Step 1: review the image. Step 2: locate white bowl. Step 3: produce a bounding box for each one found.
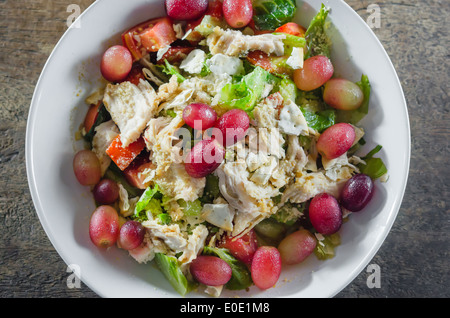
[26,0,410,298]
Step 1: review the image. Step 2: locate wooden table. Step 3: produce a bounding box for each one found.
[1,0,448,298]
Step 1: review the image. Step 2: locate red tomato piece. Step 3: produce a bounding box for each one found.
[123,64,146,85]
[123,153,155,189]
[84,101,101,133]
[275,22,306,37]
[121,17,177,61]
[106,135,146,171]
[140,18,177,53]
[219,229,258,265]
[156,46,195,64]
[247,51,290,74]
[184,0,223,43]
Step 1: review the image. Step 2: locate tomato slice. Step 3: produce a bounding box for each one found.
[123,153,155,189]
[219,229,258,265]
[275,22,306,37]
[185,0,223,43]
[106,135,146,171]
[122,17,177,61]
[156,47,195,65]
[84,101,101,132]
[247,51,290,74]
[123,64,146,85]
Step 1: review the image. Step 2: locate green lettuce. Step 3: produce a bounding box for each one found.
[271,202,305,226]
[277,33,307,56]
[162,59,186,83]
[305,4,332,59]
[273,76,298,102]
[253,0,297,30]
[156,213,172,225]
[199,174,220,204]
[134,185,161,216]
[301,108,336,133]
[358,145,388,180]
[220,66,272,112]
[314,233,341,260]
[154,253,194,296]
[178,199,203,217]
[203,246,253,290]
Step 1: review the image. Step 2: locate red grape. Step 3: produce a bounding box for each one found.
[185,139,225,178]
[308,193,342,235]
[323,78,364,110]
[183,103,217,131]
[118,220,146,250]
[293,55,334,91]
[251,246,282,290]
[100,45,133,83]
[316,123,356,160]
[278,229,317,265]
[190,255,232,286]
[73,149,101,186]
[213,109,249,147]
[89,205,120,248]
[340,174,374,212]
[223,0,253,29]
[165,0,208,21]
[93,179,120,205]
[219,229,258,265]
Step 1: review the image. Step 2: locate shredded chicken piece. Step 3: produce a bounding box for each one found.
[207,27,286,57]
[103,79,158,147]
[215,159,278,236]
[142,219,187,252]
[153,163,206,202]
[144,113,184,174]
[91,120,119,175]
[281,170,349,204]
[178,224,208,269]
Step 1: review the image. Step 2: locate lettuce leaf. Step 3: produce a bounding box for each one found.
[253,0,297,30]
[220,66,272,112]
[178,199,203,217]
[358,145,388,179]
[278,33,306,56]
[305,4,332,59]
[301,108,336,133]
[134,184,160,216]
[162,59,186,83]
[154,253,194,296]
[272,76,298,102]
[203,246,253,290]
[314,233,341,260]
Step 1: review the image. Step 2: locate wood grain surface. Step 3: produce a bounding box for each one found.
[0,0,448,298]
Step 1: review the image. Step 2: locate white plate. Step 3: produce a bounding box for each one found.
[26,0,410,298]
